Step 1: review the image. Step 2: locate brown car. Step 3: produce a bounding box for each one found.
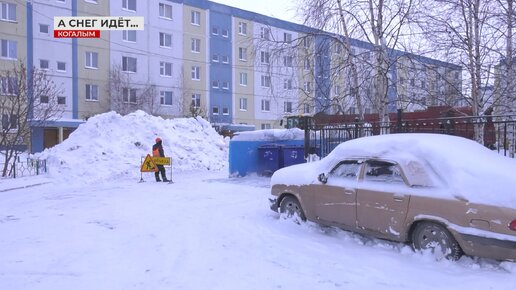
[269,134,516,261]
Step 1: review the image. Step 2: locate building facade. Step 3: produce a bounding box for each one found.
[1,0,463,152]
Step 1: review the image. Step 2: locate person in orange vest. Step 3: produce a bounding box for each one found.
[152,137,169,182]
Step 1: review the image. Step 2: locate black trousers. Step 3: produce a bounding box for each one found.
[155,165,167,181]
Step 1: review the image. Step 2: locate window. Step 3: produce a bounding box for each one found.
[123,30,136,42]
[334,43,342,54]
[238,47,247,61]
[159,32,172,48]
[39,59,49,70]
[191,93,200,108]
[212,106,219,115]
[2,114,17,130]
[40,95,49,104]
[261,99,270,111]
[283,79,292,90]
[260,75,271,87]
[122,56,137,72]
[212,54,219,62]
[160,61,172,77]
[212,80,219,88]
[260,27,270,40]
[334,85,341,95]
[1,2,16,22]
[57,61,66,72]
[85,51,98,68]
[239,97,247,111]
[260,51,270,64]
[212,27,219,35]
[221,81,229,90]
[39,24,49,34]
[239,73,247,86]
[57,96,66,105]
[222,107,229,115]
[123,87,137,104]
[160,91,173,105]
[283,56,293,67]
[365,108,371,114]
[303,37,310,48]
[238,22,247,35]
[349,107,356,114]
[85,84,98,101]
[364,160,404,183]
[304,59,310,70]
[304,81,311,92]
[221,29,228,38]
[283,32,292,43]
[1,39,16,59]
[159,3,173,19]
[303,103,310,114]
[191,38,200,53]
[261,123,271,129]
[191,66,200,80]
[191,10,200,25]
[0,77,17,95]
[122,0,136,11]
[330,160,361,179]
[284,101,292,113]
[221,55,229,63]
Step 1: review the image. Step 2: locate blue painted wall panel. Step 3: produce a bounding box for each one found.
[209,10,232,124]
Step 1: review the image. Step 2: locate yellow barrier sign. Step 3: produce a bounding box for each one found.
[153,157,171,165]
[140,154,158,172]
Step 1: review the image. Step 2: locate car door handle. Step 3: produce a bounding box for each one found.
[393,195,404,202]
[344,190,355,195]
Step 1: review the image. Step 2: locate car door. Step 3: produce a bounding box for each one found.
[314,160,361,227]
[356,160,410,239]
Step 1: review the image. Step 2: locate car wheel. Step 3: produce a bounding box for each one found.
[279,196,306,222]
[412,221,462,260]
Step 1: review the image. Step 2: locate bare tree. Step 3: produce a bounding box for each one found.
[108,65,159,116]
[0,62,64,177]
[296,0,414,130]
[414,0,501,143]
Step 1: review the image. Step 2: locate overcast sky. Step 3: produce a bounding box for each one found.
[210,0,300,24]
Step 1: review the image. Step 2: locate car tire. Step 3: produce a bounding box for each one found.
[411,221,462,261]
[279,196,306,222]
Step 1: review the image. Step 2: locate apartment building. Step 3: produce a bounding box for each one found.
[1,0,26,143]
[1,0,463,152]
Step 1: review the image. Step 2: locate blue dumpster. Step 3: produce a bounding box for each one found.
[283,145,305,167]
[257,144,283,176]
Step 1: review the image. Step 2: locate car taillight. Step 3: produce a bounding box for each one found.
[509,220,516,231]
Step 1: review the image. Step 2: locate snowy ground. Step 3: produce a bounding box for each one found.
[0,172,515,290]
[1,111,515,289]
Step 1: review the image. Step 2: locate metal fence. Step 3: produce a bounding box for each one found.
[307,115,516,159]
[0,157,48,178]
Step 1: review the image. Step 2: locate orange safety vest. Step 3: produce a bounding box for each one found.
[152,147,160,157]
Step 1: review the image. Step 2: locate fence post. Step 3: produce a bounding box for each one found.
[304,126,310,159]
[354,117,359,138]
[504,121,508,157]
[397,109,403,133]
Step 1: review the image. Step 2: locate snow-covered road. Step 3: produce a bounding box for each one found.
[0,171,514,290]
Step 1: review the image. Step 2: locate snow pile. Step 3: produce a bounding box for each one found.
[232,128,304,141]
[36,110,228,183]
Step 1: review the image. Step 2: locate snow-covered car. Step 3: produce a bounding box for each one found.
[269,134,516,261]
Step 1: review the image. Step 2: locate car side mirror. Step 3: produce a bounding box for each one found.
[318,173,328,184]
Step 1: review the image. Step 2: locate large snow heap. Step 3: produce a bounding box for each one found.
[36,110,228,182]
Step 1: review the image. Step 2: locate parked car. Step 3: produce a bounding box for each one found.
[269,134,516,261]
